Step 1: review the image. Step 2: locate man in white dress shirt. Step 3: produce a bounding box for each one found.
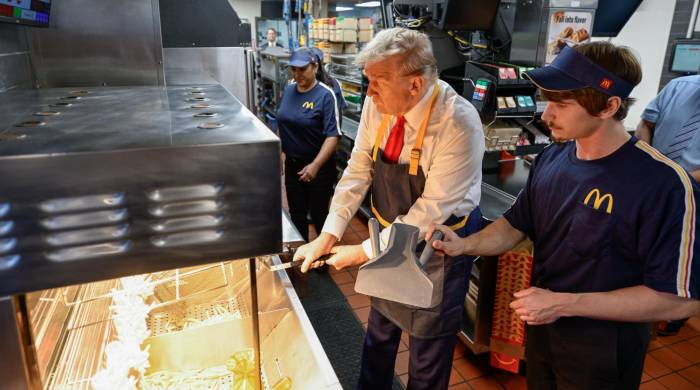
[294,27,485,390]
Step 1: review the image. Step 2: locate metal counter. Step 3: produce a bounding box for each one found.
[480,159,531,220]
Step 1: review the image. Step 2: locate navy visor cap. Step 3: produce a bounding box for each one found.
[289,49,317,67]
[523,46,635,99]
[311,47,324,63]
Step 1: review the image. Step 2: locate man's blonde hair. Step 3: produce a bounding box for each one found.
[355,27,438,82]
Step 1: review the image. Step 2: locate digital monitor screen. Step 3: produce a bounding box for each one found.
[437,0,501,31]
[0,0,51,27]
[671,41,700,74]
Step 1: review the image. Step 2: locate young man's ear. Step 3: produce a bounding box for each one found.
[599,96,622,119]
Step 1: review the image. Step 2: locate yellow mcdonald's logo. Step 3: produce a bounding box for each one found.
[302,101,314,109]
[583,188,614,214]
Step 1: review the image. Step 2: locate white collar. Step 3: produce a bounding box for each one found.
[402,82,437,129]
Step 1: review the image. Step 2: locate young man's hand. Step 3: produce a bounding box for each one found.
[510,287,575,325]
[425,224,465,257]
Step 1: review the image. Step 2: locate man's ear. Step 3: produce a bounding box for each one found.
[599,96,622,119]
[410,75,425,96]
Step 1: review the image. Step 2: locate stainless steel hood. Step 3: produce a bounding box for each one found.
[0,84,282,295]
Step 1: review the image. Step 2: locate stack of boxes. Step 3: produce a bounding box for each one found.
[309,17,375,57]
[310,17,374,43]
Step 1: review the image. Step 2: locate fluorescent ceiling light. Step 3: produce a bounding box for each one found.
[356,1,381,7]
[336,6,354,11]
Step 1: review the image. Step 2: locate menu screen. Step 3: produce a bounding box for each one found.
[0,0,51,27]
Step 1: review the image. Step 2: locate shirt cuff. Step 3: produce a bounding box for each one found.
[640,110,658,123]
[321,213,350,241]
[362,238,373,258]
[361,225,392,258]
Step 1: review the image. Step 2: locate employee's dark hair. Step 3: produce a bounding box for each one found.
[308,49,335,87]
[541,41,642,121]
[315,61,334,87]
[267,28,276,34]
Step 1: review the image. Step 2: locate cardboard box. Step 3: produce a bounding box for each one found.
[358,18,372,30]
[330,43,345,54]
[336,17,357,30]
[358,29,373,43]
[343,43,358,54]
[341,29,357,43]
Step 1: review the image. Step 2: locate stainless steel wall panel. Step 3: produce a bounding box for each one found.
[28,0,165,87]
[0,52,32,92]
[0,24,33,91]
[164,47,252,108]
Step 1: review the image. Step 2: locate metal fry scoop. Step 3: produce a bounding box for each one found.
[354,219,443,308]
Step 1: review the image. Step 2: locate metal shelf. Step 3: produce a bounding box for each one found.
[332,75,362,86]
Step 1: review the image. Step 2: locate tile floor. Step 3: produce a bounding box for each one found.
[306,216,700,390]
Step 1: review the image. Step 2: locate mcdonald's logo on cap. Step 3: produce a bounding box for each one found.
[302,101,314,109]
[584,188,614,214]
[600,78,613,90]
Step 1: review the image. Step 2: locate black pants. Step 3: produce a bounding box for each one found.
[526,318,649,390]
[284,156,336,242]
[356,308,457,390]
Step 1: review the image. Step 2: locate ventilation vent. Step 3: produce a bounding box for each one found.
[39,193,131,262]
[147,183,226,248]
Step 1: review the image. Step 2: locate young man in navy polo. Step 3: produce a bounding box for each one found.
[429,42,700,388]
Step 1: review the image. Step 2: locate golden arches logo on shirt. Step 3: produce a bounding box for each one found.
[583,188,614,214]
[302,101,314,109]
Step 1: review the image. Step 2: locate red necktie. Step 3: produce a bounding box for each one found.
[383,116,406,164]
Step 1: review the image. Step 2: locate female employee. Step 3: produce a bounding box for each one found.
[277,48,341,241]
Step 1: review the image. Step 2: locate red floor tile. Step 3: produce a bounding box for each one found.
[453,341,469,360]
[679,325,700,340]
[639,380,670,390]
[468,376,505,390]
[338,282,356,297]
[687,316,700,332]
[689,335,700,350]
[644,354,673,378]
[453,358,485,380]
[658,332,687,346]
[670,341,700,365]
[401,331,409,346]
[399,374,408,387]
[395,350,410,375]
[330,270,354,284]
[398,339,408,352]
[649,338,666,351]
[449,368,464,386]
[679,365,700,385]
[656,373,699,390]
[641,371,653,383]
[449,383,471,389]
[346,293,371,309]
[354,306,371,323]
[650,346,693,371]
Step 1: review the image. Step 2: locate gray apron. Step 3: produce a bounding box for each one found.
[368,85,475,338]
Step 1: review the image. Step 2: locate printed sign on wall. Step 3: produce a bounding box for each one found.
[546,10,593,64]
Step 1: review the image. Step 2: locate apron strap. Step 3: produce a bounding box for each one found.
[409,82,441,176]
[372,115,391,162]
